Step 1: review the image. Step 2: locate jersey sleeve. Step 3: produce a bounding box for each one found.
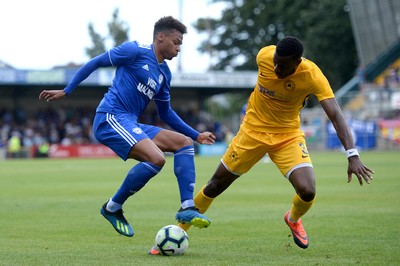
[108,41,139,66]
[63,52,112,95]
[309,64,335,101]
[155,99,199,140]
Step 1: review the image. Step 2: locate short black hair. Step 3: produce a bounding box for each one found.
[153,16,187,40]
[276,36,304,59]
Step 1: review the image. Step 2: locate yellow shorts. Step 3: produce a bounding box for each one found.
[221,125,313,178]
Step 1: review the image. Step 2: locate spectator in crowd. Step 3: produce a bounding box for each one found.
[7,131,21,158]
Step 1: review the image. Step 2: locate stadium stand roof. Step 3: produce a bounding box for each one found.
[0,67,257,96]
[336,0,400,104]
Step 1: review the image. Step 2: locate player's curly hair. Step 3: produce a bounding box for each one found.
[153,16,187,40]
[276,36,304,59]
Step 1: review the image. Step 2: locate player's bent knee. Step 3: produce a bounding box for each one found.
[299,189,315,202]
[183,136,194,146]
[150,156,166,168]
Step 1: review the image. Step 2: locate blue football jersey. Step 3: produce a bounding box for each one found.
[96,41,171,117]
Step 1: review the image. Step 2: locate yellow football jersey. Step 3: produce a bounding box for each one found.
[243,45,334,133]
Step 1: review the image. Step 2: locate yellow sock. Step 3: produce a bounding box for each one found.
[289,194,314,222]
[177,222,192,232]
[194,186,214,214]
[177,186,214,232]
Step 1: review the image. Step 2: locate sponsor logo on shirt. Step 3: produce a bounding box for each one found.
[137,77,157,100]
[258,83,290,101]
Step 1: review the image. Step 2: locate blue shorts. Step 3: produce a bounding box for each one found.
[93,112,162,160]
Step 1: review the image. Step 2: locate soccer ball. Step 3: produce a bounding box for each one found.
[155,225,189,256]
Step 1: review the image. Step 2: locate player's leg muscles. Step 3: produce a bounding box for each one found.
[203,162,240,198]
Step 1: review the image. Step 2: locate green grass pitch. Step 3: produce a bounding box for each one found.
[0,151,399,265]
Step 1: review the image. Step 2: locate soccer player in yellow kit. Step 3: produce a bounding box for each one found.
[178,36,374,249]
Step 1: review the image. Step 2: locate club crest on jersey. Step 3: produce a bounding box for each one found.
[284,80,295,92]
[159,74,163,84]
[132,127,143,134]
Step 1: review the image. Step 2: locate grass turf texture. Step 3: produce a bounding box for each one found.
[0,151,398,265]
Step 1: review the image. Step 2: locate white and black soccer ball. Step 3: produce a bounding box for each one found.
[155,225,189,256]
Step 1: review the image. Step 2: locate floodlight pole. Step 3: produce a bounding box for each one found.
[177,0,183,73]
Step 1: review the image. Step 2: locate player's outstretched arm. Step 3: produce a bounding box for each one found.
[320,98,374,186]
[38,90,66,102]
[38,53,112,102]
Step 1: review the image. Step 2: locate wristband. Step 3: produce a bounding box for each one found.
[346,148,359,158]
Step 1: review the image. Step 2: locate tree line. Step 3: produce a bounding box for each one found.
[87,0,358,107]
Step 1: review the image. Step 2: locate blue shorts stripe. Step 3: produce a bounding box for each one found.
[106,113,137,146]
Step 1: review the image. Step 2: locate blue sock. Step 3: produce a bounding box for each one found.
[112,162,161,205]
[174,145,196,205]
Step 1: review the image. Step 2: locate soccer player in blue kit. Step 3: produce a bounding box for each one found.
[39,16,216,237]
